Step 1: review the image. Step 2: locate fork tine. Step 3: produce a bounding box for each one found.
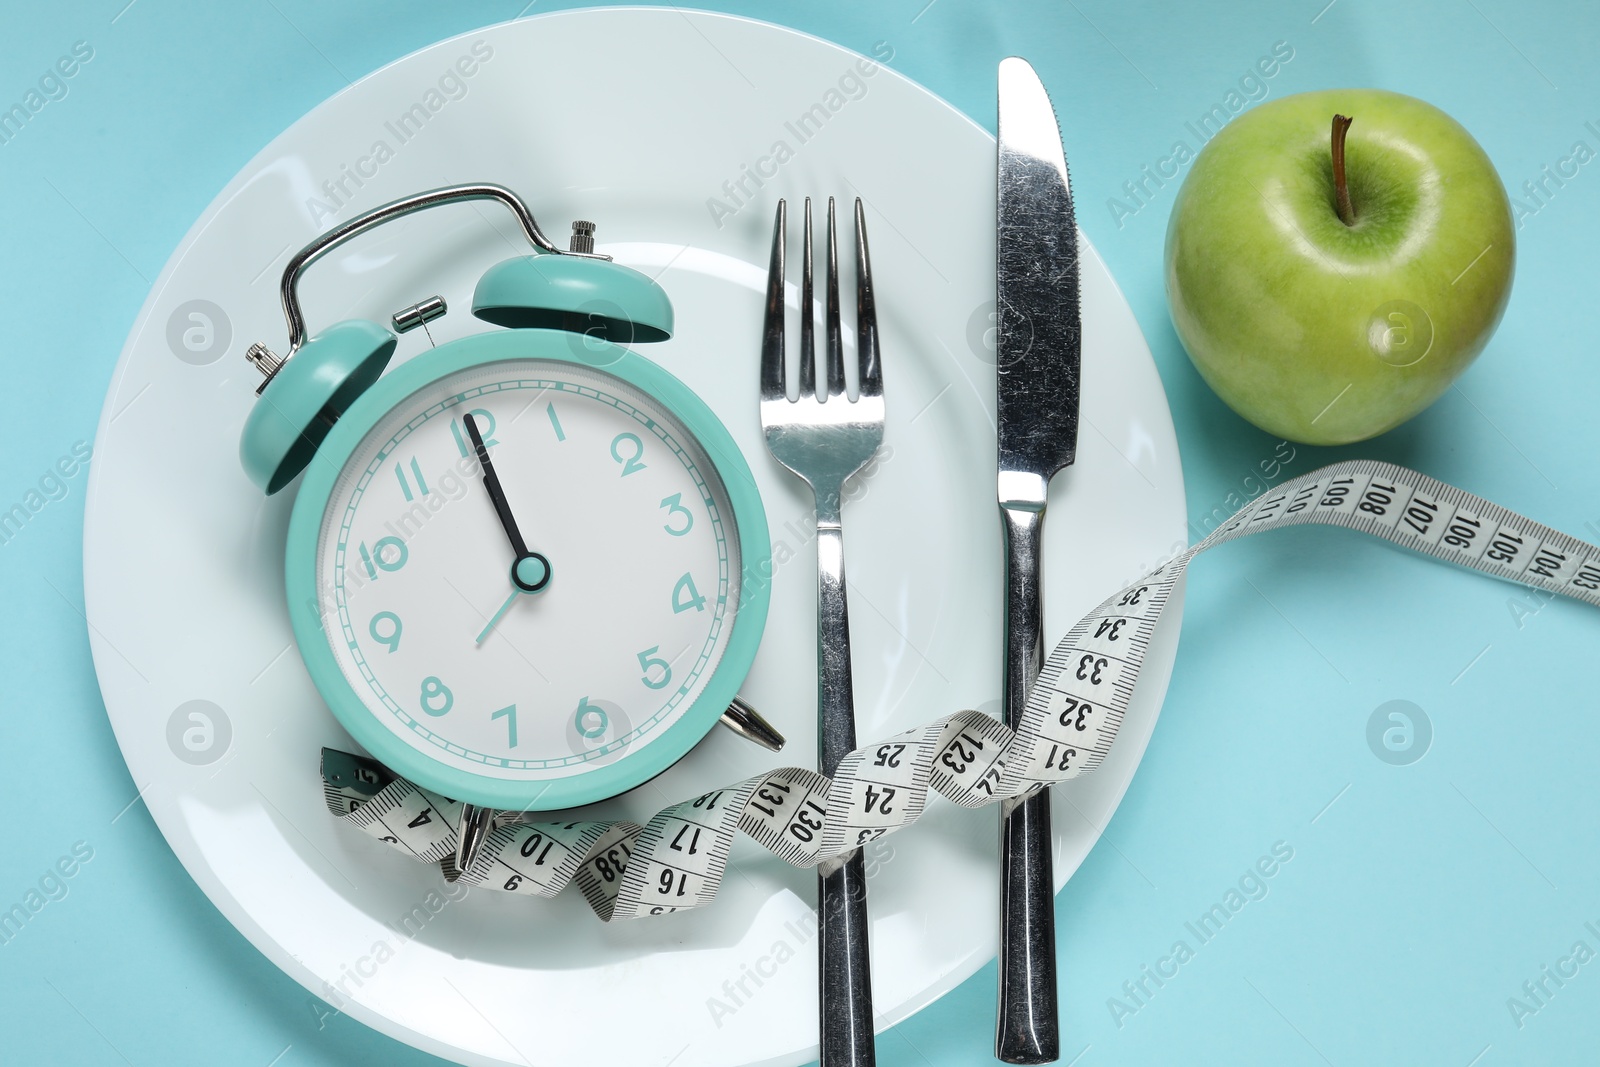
[854,198,881,399]
[800,198,817,401]
[760,199,787,402]
[824,197,846,398]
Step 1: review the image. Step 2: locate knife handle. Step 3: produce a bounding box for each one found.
[997,504,1059,1064]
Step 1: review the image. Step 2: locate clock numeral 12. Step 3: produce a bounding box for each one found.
[450,408,498,457]
[491,704,517,748]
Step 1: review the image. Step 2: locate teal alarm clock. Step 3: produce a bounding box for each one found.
[237,184,776,833]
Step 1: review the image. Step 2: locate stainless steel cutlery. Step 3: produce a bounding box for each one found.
[995,56,1082,1064]
[762,195,883,1067]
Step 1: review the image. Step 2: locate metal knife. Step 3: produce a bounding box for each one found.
[994,55,1080,1065]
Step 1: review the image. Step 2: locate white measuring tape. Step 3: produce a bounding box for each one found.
[322,459,1600,920]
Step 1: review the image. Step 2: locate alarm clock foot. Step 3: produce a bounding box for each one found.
[720,696,785,752]
[455,803,494,874]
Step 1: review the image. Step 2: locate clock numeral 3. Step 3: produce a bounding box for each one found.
[637,647,673,690]
[369,611,402,653]
[491,703,517,748]
[671,572,707,614]
[394,456,429,501]
[420,676,453,717]
[450,408,498,457]
[611,432,646,477]
[659,493,694,536]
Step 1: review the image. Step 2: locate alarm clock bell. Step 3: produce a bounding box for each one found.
[238,183,673,495]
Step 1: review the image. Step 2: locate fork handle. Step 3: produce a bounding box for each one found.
[815,516,875,1067]
[997,504,1059,1063]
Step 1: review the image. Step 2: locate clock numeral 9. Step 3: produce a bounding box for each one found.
[611,432,646,477]
[368,611,402,653]
[358,536,408,578]
[637,647,673,690]
[420,676,453,717]
[450,408,498,457]
[574,697,608,739]
[659,493,694,536]
[672,572,707,614]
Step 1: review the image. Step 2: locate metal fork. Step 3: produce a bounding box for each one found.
[762,196,883,1067]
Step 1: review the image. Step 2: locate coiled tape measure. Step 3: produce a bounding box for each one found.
[322,459,1600,920]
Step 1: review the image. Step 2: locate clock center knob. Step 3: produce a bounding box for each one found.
[512,552,552,594]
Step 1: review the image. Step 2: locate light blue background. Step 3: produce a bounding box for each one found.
[3,1,1596,1064]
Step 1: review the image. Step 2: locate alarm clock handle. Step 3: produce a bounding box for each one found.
[273,183,605,354]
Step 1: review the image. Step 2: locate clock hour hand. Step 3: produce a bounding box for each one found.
[464,413,551,593]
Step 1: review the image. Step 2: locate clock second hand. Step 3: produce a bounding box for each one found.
[475,588,522,646]
[476,556,552,647]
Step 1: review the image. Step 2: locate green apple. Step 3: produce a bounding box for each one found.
[1165,89,1515,445]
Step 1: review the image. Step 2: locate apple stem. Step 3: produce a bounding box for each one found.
[1331,114,1356,226]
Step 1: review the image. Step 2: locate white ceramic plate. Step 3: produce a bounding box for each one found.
[84,10,1186,1066]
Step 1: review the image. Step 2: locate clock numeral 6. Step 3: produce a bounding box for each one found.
[358,536,408,578]
[369,611,402,653]
[574,697,608,739]
[672,572,707,614]
[637,647,673,690]
[611,432,646,477]
[420,676,453,716]
[659,493,694,536]
[450,408,499,457]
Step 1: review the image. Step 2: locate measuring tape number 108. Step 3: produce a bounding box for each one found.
[321,459,1600,920]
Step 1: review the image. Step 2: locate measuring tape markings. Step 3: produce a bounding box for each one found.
[321,460,1600,921]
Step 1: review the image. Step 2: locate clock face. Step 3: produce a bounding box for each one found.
[299,344,759,809]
